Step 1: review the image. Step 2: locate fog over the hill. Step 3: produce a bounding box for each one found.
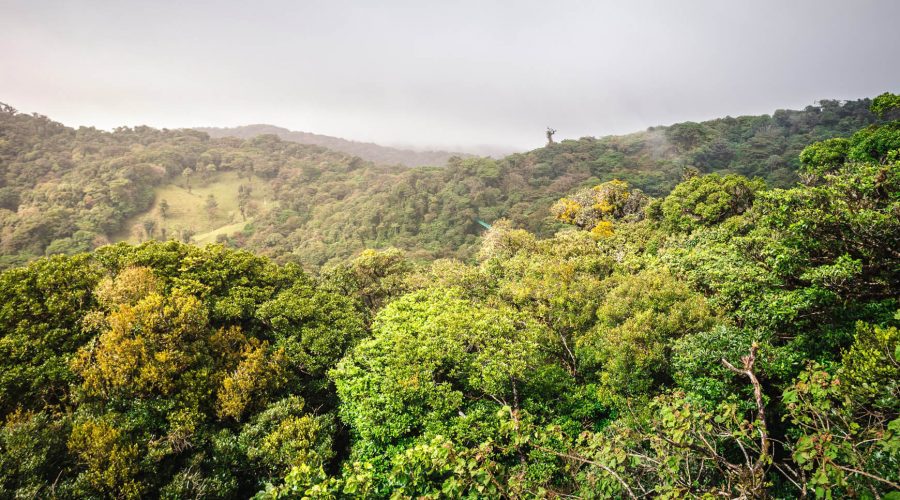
[2,0,899,152]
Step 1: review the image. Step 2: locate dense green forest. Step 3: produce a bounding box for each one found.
[0,94,897,498]
[0,97,885,270]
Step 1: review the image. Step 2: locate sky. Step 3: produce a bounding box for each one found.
[2,0,899,153]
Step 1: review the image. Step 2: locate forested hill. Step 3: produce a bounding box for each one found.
[0,97,885,269]
[224,97,886,265]
[1,93,897,498]
[195,124,475,167]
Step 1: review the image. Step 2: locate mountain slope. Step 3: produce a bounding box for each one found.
[240,97,884,266]
[196,124,474,167]
[0,97,885,269]
[0,103,368,268]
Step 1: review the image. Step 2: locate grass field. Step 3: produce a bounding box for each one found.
[113,171,274,244]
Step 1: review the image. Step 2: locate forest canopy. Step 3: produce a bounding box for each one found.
[0,97,887,270]
[0,93,898,498]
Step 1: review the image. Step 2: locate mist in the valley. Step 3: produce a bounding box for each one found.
[2,0,899,153]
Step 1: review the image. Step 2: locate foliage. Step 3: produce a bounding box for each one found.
[0,242,363,497]
[551,180,649,236]
[0,93,898,498]
[578,268,716,402]
[0,254,102,415]
[783,322,900,497]
[659,174,765,231]
[0,97,884,269]
[331,289,547,446]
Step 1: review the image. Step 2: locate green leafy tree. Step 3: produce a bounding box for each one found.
[256,282,366,377]
[783,322,900,497]
[158,198,170,219]
[321,248,413,318]
[0,255,101,415]
[578,267,716,402]
[659,173,765,231]
[551,180,650,237]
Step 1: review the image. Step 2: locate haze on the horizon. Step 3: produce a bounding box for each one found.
[2,0,899,153]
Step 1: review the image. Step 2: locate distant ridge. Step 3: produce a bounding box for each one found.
[195,124,472,167]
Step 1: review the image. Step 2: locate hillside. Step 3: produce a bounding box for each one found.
[239,97,885,266]
[0,97,885,269]
[196,124,475,167]
[1,93,897,498]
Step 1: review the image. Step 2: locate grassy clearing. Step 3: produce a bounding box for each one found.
[192,218,255,245]
[113,171,274,244]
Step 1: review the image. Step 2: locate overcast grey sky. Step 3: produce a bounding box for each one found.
[2,0,899,152]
